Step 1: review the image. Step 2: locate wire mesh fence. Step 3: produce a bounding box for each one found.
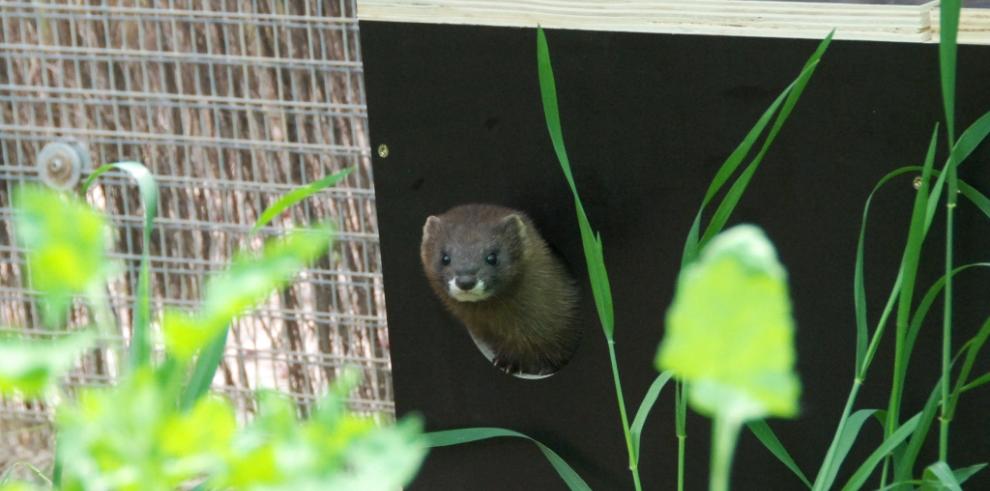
[0,0,390,473]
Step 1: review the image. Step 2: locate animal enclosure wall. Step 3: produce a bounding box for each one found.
[361,6,990,490]
[0,0,389,472]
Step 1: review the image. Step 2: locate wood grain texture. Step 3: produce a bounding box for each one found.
[358,0,990,44]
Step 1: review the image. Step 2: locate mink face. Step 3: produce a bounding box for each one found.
[420,207,526,303]
[421,204,580,377]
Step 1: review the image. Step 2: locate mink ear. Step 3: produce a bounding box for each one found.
[423,215,443,242]
[498,214,528,243]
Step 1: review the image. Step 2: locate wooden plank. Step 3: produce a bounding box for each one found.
[358,0,990,44]
[932,7,990,44]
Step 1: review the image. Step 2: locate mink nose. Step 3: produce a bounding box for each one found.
[455,275,477,290]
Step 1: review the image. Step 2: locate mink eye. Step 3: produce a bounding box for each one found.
[485,252,498,266]
[441,253,451,266]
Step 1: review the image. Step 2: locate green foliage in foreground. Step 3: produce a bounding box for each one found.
[0,174,425,490]
[658,225,799,491]
[659,224,799,422]
[53,369,424,491]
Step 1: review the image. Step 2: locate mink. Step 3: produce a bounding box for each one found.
[420,204,580,376]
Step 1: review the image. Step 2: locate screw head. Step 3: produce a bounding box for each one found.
[377,144,390,159]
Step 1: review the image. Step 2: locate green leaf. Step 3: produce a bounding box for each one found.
[180,328,229,411]
[0,483,45,491]
[903,263,990,387]
[960,372,990,392]
[698,33,832,249]
[950,463,987,484]
[537,27,614,338]
[840,412,921,491]
[923,461,962,491]
[82,162,160,368]
[940,0,961,142]
[747,420,812,488]
[13,186,108,327]
[887,127,939,434]
[947,316,990,419]
[851,166,922,373]
[253,168,353,232]
[0,332,94,396]
[658,225,799,420]
[57,366,425,490]
[426,427,590,491]
[630,371,673,461]
[164,225,333,361]
[950,110,990,166]
[813,409,877,491]
[895,372,945,483]
[57,369,226,491]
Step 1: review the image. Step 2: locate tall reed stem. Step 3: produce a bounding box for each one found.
[607,339,642,491]
[676,381,687,491]
[941,164,957,461]
[710,415,741,491]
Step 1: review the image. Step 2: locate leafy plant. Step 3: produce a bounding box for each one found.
[0,166,426,490]
[429,2,990,490]
[538,26,830,491]
[421,24,831,491]
[657,225,799,491]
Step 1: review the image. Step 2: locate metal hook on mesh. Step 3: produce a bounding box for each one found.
[36,139,91,190]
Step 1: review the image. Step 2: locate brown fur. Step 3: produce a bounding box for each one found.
[420,204,580,375]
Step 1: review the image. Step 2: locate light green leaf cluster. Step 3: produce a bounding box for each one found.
[658,224,799,421]
[0,332,94,397]
[12,186,107,326]
[164,225,334,360]
[0,483,45,491]
[54,369,425,491]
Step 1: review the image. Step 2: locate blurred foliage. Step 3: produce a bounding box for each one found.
[12,186,108,327]
[658,224,800,421]
[54,369,425,491]
[164,226,334,361]
[0,332,94,398]
[0,179,426,490]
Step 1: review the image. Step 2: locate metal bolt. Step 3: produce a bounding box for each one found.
[377,144,389,159]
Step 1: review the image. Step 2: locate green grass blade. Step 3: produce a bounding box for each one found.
[947,316,990,419]
[960,372,990,393]
[840,412,921,491]
[747,420,812,488]
[698,32,832,248]
[894,370,945,482]
[952,463,987,484]
[537,27,614,338]
[252,168,353,232]
[698,31,835,248]
[682,31,833,265]
[924,461,962,491]
[903,263,990,374]
[959,179,990,218]
[426,427,591,491]
[950,110,990,164]
[179,329,229,410]
[852,166,918,373]
[176,225,334,408]
[83,162,159,369]
[940,0,961,142]
[630,371,673,461]
[886,128,938,433]
[813,408,877,491]
[680,88,788,266]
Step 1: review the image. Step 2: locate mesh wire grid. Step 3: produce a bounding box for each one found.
[0,0,391,472]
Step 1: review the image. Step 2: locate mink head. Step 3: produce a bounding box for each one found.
[420,205,529,303]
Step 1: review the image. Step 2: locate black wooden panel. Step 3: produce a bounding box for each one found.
[361,21,990,490]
